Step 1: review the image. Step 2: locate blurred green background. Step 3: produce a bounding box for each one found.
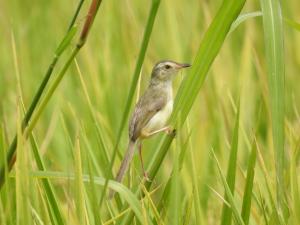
[0,0,299,224]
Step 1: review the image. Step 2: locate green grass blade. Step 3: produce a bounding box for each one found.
[229,11,262,34]
[171,0,246,125]
[156,130,192,221]
[284,18,300,31]
[74,137,86,225]
[141,185,164,225]
[25,48,79,135]
[256,142,283,224]
[182,194,193,225]
[290,142,300,224]
[29,135,65,225]
[220,102,240,225]
[86,158,102,223]
[67,0,85,31]
[55,25,78,57]
[168,139,180,225]
[212,151,245,225]
[75,60,111,172]
[260,0,285,212]
[16,108,32,225]
[241,139,257,225]
[30,171,146,224]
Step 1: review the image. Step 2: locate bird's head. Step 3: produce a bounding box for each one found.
[151,60,191,82]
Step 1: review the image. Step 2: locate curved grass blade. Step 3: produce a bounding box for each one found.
[284,18,300,32]
[170,0,246,125]
[212,151,245,225]
[29,135,65,225]
[256,141,284,224]
[75,60,111,174]
[87,160,102,224]
[67,0,85,31]
[259,0,285,213]
[229,11,262,34]
[241,139,257,225]
[290,142,300,224]
[74,138,86,225]
[141,185,164,225]
[29,171,146,224]
[182,194,193,225]
[220,102,240,225]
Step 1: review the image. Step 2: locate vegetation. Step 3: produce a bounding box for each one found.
[0,0,299,224]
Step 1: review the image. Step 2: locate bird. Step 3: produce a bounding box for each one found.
[109,60,191,198]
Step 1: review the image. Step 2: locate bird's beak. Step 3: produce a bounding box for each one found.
[176,63,191,69]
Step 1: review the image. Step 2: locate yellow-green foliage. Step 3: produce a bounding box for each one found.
[0,0,299,224]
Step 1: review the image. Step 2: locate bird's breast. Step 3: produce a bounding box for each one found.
[143,99,173,134]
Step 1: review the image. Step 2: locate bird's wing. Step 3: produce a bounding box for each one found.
[129,88,168,141]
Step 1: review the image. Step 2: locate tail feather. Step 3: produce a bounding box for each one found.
[109,140,136,199]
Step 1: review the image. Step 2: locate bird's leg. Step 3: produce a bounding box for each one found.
[138,142,151,181]
[142,126,173,138]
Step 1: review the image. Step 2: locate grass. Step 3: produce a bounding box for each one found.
[220,101,240,225]
[260,0,286,217]
[0,0,300,224]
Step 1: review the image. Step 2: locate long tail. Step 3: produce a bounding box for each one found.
[109,140,136,199]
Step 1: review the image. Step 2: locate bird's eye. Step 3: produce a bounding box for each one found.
[165,65,171,69]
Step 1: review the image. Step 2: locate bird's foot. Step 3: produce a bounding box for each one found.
[143,171,152,182]
[165,126,173,134]
[165,126,176,137]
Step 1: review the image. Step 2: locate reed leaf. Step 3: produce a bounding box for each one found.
[241,139,257,225]
[29,171,146,224]
[29,135,65,225]
[212,151,245,225]
[220,102,240,225]
[260,0,285,212]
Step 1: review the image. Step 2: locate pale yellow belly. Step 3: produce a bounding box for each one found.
[142,100,173,134]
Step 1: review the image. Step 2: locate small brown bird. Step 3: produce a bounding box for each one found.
[109,60,191,198]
